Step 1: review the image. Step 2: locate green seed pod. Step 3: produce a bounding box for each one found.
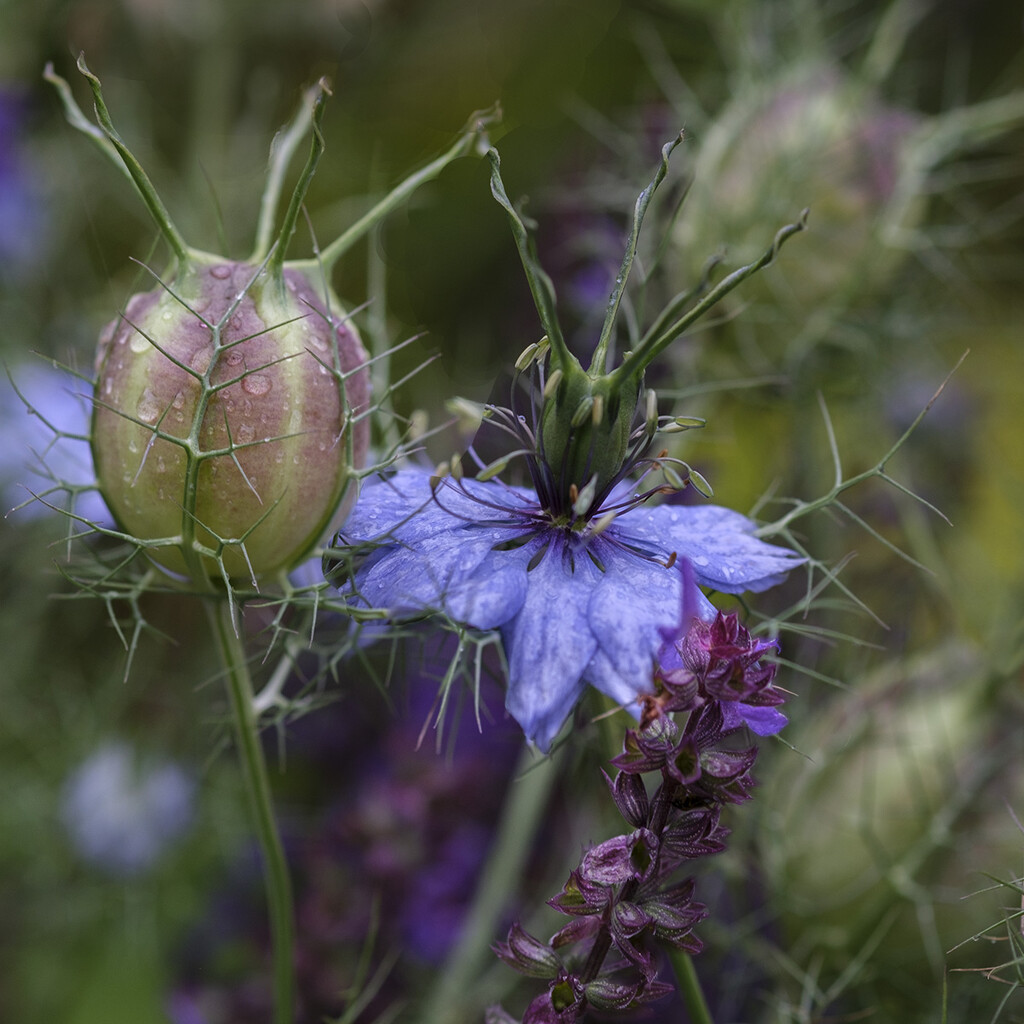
[47,57,496,583]
[92,261,369,579]
[756,641,1021,987]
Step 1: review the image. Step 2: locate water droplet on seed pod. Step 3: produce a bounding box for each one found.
[190,348,212,373]
[242,374,271,396]
[136,388,160,424]
[93,260,370,580]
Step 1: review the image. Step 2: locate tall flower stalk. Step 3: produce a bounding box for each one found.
[488,577,790,1022]
[44,57,496,1024]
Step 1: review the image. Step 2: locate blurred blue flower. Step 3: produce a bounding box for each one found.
[0,88,50,278]
[331,469,803,749]
[60,741,195,876]
[1,361,110,523]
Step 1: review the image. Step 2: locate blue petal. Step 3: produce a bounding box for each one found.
[721,701,788,736]
[615,503,804,594]
[583,541,680,709]
[501,538,600,750]
[341,471,532,629]
[585,550,715,711]
[343,469,529,541]
[443,545,532,629]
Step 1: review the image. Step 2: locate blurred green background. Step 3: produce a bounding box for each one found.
[2,0,1023,1021]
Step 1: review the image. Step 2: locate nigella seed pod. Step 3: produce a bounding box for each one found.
[48,57,496,582]
[92,261,369,579]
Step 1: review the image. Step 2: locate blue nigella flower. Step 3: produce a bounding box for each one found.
[330,468,802,749]
[2,361,111,523]
[327,141,806,749]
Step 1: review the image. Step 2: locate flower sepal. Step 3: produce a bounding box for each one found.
[493,922,564,980]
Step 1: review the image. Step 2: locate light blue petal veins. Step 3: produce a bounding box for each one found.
[583,543,683,709]
[352,518,531,630]
[342,470,536,547]
[502,540,600,750]
[338,470,803,748]
[617,503,804,594]
[341,470,535,627]
[339,469,436,537]
[442,546,531,629]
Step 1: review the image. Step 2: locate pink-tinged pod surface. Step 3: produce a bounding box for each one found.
[92,260,370,580]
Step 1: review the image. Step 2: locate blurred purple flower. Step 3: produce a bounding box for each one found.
[170,636,522,1018]
[1,361,110,523]
[330,468,803,749]
[60,740,195,876]
[0,88,50,277]
[164,991,209,1024]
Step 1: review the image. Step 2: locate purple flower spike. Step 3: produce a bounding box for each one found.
[654,607,789,738]
[329,469,803,749]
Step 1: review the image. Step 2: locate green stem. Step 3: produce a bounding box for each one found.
[43,63,131,183]
[667,948,714,1024]
[415,744,560,1024]
[208,600,295,1024]
[300,104,499,274]
[590,132,683,376]
[611,210,808,388]
[266,79,332,277]
[487,146,571,369]
[252,81,323,263]
[75,54,191,269]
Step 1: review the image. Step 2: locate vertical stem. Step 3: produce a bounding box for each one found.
[252,81,322,263]
[416,744,560,1024]
[666,947,714,1024]
[208,600,295,1024]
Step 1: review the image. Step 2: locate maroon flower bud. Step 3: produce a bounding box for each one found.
[521,978,586,1024]
[492,922,562,980]
[585,976,674,1010]
[579,829,658,888]
[603,768,650,829]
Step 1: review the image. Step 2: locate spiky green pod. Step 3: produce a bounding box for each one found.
[92,260,368,579]
[47,56,496,583]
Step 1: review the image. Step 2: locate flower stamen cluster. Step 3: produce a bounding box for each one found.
[325,143,805,750]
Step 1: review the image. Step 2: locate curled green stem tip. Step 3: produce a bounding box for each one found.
[267,77,332,276]
[72,53,190,267]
